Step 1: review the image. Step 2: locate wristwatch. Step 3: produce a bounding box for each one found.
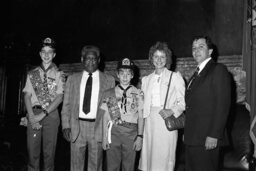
[137,135,143,139]
[43,109,49,116]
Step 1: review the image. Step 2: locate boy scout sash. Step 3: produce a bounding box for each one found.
[29,69,52,110]
[103,88,122,123]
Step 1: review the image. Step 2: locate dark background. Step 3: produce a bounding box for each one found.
[0,0,245,123]
[0,0,244,65]
[0,1,249,170]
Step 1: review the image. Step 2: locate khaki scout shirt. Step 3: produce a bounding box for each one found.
[101,85,143,124]
[23,63,65,108]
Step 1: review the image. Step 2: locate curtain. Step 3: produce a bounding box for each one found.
[244,0,256,157]
[0,64,7,117]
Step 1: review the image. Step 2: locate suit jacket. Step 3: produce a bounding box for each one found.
[142,68,185,118]
[61,71,115,142]
[184,59,231,146]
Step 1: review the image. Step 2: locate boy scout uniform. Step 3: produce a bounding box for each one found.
[23,38,65,171]
[101,58,143,171]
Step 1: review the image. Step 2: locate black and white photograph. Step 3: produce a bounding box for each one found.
[0,0,256,171]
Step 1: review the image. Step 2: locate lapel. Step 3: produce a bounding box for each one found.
[186,59,215,100]
[76,72,83,106]
[97,71,106,108]
[73,72,83,118]
[144,72,154,103]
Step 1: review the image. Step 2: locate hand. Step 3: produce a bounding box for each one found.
[28,114,37,124]
[20,117,28,127]
[31,122,42,130]
[62,128,71,142]
[133,136,143,151]
[205,136,218,150]
[159,109,174,120]
[102,138,110,150]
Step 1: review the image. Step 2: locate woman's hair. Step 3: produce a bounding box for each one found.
[148,41,172,66]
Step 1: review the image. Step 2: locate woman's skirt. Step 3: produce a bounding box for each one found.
[139,107,178,171]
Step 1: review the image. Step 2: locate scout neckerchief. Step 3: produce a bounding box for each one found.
[118,84,132,113]
[40,63,54,93]
[29,63,55,109]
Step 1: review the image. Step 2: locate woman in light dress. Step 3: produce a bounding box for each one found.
[139,42,185,171]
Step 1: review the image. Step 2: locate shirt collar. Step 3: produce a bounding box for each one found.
[39,63,57,73]
[198,58,211,73]
[84,70,99,76]
[154,70,163,77]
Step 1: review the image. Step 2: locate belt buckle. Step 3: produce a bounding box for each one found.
[33,105,42,109]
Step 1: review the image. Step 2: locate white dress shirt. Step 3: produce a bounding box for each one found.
[151,72,162,107]
[79,70,100,119]
[198,57,211,74]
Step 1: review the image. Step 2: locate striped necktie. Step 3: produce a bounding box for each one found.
[187,67,199,89]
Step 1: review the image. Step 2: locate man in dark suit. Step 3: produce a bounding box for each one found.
[61,46,115,171]
[184,36,231,171]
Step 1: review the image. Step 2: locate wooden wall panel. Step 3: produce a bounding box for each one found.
[60,55,245,103]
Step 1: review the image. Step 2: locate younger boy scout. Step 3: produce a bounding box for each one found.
[22,37,65,171]
[101,58,144,171]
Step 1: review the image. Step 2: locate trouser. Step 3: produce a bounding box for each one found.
[27,109,59,171]
[185,145,220,171]
[107,123,138,171]
[70,119,103,171]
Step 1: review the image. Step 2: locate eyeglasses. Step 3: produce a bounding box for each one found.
[82,56,99,62]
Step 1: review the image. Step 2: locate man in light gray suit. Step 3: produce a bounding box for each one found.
[61,45,115,171]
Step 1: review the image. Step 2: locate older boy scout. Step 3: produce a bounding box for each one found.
[101,58,144,171]
[22,37,65,171]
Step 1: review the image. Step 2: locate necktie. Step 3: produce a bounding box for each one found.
[83,73,92,114]
[187,67,199,89]
[118,85,132,113]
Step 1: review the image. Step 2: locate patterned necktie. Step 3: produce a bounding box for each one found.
[118,85,132,113]
[83,73,92,114]
[187,67,199,89]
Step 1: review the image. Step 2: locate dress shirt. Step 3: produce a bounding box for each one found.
[79,70,100,119]
[151,73,162,107]
[198,57,211,74]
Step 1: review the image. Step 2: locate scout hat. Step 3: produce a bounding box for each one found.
[42,37,55,49]
[117,58,135,71]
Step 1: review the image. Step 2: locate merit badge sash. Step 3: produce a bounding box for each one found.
[103,89,122,123]
[29,69,52,109]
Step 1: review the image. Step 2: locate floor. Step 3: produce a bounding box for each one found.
[0,122,250,171]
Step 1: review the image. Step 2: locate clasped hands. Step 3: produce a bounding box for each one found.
[20,112,46,130]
